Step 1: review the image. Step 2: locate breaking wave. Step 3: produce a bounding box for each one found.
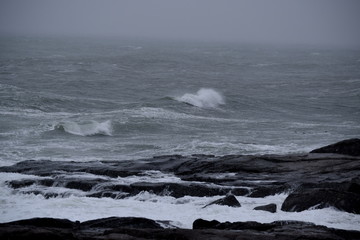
[55,120,113,136]
[175,88,225,108]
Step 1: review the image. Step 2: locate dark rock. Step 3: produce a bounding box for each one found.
[254,203,277,213]
[248,184,290,198]
[81,217,163,229]
[7,178,250,199]
[281,183,360,214]
[194,219,278,231]
[348,182,360,194]
[192,219,360,239]
[1,139,360,211]
[7,179,37,188]
[310,138,360,156]
[203,194,241,208]
[105,227,360,240]
[129,182,248,198]
[87,191,129,199]
[0,218,75,229]
[1,217,360,240]
[192,219,221,229]
[8,178,54,189]
[64,179,105,191]
[1,140,360,239]
[2,147,359,192]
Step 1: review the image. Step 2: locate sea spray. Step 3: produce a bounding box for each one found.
[55,120,113,136]
[175,88,225,108]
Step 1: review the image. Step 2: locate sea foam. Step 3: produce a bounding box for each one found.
[175,88,225,108]
[55,120,113,136]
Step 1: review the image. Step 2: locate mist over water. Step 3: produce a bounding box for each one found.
[1,0,360,47]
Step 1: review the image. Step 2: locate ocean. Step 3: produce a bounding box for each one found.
[1,36,360,230]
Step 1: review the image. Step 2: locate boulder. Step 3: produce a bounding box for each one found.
[310,138,360,156]
[192,219,221,229]
[281,183,360,214]
[203,194,241,208]
[254,203,277,213]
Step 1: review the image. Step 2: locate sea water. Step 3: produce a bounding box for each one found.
[0,36,360,230]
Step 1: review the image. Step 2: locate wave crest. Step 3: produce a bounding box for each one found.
[175,88,225,108]
[55,120,113,136]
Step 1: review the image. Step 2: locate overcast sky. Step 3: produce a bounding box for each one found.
[1,0,360,46]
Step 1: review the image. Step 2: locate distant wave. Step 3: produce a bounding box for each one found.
[175,88,225,108]
[55,120,112,136]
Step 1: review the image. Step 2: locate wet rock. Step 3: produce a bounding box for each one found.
[248,185,290,198]
[203,194,241,208]
[81,217,163,229]
[192,219,360,239]
[65,179,105,191]
[1,139,360,210]
[254,203,277,213]
[194,219,278,230]
[348,182,360,194]
[128,182,248,198]
[7,178,250,199]
[7,179,38,188]
[192,219,221,229]
[310,138,360,156]
[8,178,54,189]
[0,159,144,178]
[281,181,360,214]
[2,217,360,240]
[0,218,75,229]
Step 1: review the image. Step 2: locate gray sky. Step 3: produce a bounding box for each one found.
[1,0,360,46]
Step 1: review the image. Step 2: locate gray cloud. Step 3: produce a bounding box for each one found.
[1,0,359,46]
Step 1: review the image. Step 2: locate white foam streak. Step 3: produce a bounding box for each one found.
[176,88,225,108]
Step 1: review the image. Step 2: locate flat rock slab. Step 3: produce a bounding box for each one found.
[1,153,359,199]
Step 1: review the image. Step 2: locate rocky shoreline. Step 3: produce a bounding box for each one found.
[1,138,359,239]
[1,216,360,240]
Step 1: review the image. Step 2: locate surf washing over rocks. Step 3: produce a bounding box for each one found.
[0,37,360,237]
[1,139,360,238]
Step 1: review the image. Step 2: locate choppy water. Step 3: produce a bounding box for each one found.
[1,36,360,229]
[1,36,359,165]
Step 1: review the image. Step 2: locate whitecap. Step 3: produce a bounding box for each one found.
[175,88,225,108]
[55,120,113,136]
